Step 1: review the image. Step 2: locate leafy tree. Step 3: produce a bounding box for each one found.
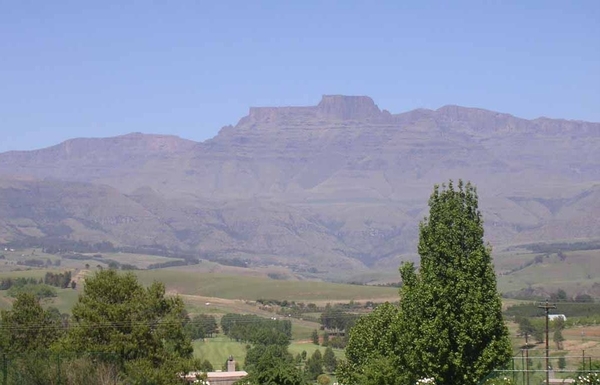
[352,356,405,385]
[60,269,194,383]
[7,283,57,299]
[186,314,218,340]
[551,289,568,302]
[558,356,566,370]
[220,313,290,345]
[322,331,329,346]
[516,317,543,344]
[577,360,600,374]
[311,329,319,345]
[337,302,401,385]
[323,346,337,373]
[0,292,63,355]
[552,316,566,331]
[244,344,305,385]
[554,329,565,350]
[339,181,511,385]
[396,181,512,385]
[44,271,72,288]
[320,303,358,332]
[199,359,214,372]
[317,374,331,385]
[245,361,306,385]
[245,343,293,372]
[305,349,323,380]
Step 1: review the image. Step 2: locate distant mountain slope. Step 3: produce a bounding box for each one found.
[0,96,598,269]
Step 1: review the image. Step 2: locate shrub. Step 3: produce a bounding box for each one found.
[574,373,600,385]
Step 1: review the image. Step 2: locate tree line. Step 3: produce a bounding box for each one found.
[43,271,73,288]
[221,313,292,345]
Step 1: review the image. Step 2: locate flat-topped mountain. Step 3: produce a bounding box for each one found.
[1,95,599,270]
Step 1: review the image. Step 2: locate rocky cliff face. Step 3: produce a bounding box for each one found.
[0,96,599,269]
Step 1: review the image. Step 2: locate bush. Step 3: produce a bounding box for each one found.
[574,373,600,385]
[317,374,331,385]
[7,283,57,299]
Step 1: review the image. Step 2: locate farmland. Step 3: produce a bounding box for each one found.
[0,246,599,374]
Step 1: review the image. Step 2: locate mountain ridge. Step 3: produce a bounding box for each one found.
[0,96,599,270]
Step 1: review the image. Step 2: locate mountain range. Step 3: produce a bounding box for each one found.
[1,95,599,271]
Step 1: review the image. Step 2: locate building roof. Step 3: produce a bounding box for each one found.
[207,371,248,379]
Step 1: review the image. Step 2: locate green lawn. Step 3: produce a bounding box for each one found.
[0,286,80,312]
[193,337,248,368]
[192,337,345,370]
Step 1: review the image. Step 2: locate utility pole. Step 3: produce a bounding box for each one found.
[524,333,530,385]
[538,300,557,385]
[518,331,530,385]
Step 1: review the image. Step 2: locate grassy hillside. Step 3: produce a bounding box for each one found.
[496,249,600,297]
[134,270,399,302]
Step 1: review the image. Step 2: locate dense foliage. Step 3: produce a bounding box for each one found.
[0,293,64,354]
[339,181,512,385]
[0,270,203,384]
[61,270,196,382]
[337,302,402,385]
[320,303,359,332]
[221,313,291,345]
[241,318,306,385]
[44,271,73,288]
[185,314,218,339]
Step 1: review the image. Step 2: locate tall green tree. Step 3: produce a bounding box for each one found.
[60,269,195,383]
[305,349,323,380]
[397,181,511,385]
[244,344,306,385]
[516,316,544,344]
[0,292,63,355]
[337,302,403,385]
[311,329,319,345]
[323,346,337,373]
[338,181,511,385]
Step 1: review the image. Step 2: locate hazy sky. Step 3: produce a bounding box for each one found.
[1,1,598,153]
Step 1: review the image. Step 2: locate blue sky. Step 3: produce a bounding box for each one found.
[1,1,598,153]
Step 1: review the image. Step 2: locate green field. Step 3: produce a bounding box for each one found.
[2,245,599,300]
[1,246,599,376]
[135,270,399,301]
[193,336,345,369]
[496,249,600,296]
[193,337,247,367]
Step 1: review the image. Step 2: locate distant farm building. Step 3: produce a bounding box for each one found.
[548,314,567,321]
[183,356,247,385]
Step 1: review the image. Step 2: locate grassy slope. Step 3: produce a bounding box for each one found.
[496,250,600,295]
[134,270,399,301]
